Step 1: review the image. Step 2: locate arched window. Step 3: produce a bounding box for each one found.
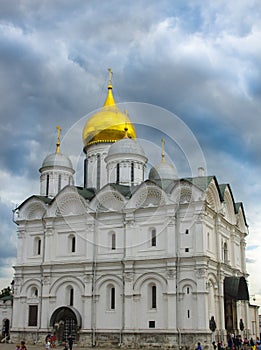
[151,229,156,247]
[46,174,49,196]
[31,287,38,297]
[69,288,74,306]
[107,284,116,310]
[148,284,157,309]
[58,174,62,192]
[110,287,115,310]
[71,236,76,253]
[112,233,116,250]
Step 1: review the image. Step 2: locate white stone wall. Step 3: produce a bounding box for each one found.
[11,179,254,347]
[85,143,111,190]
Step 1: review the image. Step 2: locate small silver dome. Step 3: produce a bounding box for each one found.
[108,137,146,158]
[41,152,73,169]
[149,162,178,181]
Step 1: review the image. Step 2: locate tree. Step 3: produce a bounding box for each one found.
[0,286,12,298]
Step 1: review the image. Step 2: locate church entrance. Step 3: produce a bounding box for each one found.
[50,306,82,343]
[224,277,249,334]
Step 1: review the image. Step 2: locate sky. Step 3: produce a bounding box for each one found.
[0,0,261,309]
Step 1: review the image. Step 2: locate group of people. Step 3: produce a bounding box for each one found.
[45,333,57,349]
[15,340,27,350]
[195,336,261,350]
[211,336,261,350]
[45,333,73,350]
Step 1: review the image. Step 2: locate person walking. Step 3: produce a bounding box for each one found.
[68,335,73,350]
[196,342,202,350]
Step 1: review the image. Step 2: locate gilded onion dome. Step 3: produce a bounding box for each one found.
[82,69,136,151]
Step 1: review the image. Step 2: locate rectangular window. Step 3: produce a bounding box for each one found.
[58,174,62,192]
[116,163,120,183]
[131,162,134,182]
[149,320,155,328]
[187,309,190,318]
[37,239,41,255]
[185,248,189,252]
[84,158,88,188]
[97,154,101,190]
[28,305,38,326]
[46,174,49,196]
[185,229,189,234]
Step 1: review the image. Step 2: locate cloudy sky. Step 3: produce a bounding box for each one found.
[0,0,261,307]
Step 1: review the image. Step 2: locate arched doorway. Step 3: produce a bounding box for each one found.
[224,276,249,334]
[2,319,10,338]
[50,306,82,343]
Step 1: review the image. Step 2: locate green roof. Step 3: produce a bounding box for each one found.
[76,187,96,200]
[184,176,214,191]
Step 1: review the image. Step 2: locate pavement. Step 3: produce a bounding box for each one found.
[0,343,135,350]
[0,344,98,350]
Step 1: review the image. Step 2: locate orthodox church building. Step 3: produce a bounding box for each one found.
[10,71,258,348]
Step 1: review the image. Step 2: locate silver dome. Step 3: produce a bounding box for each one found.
[41,152,73,169]
[149,162,178,181]
[108,138,146,158]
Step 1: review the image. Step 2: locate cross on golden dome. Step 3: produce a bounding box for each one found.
[82,69,136,150]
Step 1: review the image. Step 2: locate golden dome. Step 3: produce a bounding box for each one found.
[82,70,136,150]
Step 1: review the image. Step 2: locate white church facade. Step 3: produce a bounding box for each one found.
[10,72,258,348]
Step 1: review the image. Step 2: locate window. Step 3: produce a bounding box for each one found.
[46,174,49,196]
[28,305,38,326]
[149,320,155,328]
[116,163,120,183]
[69,288,74,306]
[34,237,41,255]
[151,285,157,309]
[185,248,189,252]
[187,309,190,318]
[58,174,62,192]
[84,158,88,188]
[131,162,134,182]
[223,242,228,262]
[187,287,190,294]
[37,239,41,255]
[107,284,116,310]
[68,235,76,253]
[71,236,76,253]
[31,287,38,297]
[111,233,116,250]
[151,229,156,247]
[110,287,115,310]
[185,229,189,234]
[97,154,101,190]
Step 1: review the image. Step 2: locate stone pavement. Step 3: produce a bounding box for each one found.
[0,344,104,350]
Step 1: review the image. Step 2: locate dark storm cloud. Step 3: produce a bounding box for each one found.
[0,200,16,274]
[0,0,261,299]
